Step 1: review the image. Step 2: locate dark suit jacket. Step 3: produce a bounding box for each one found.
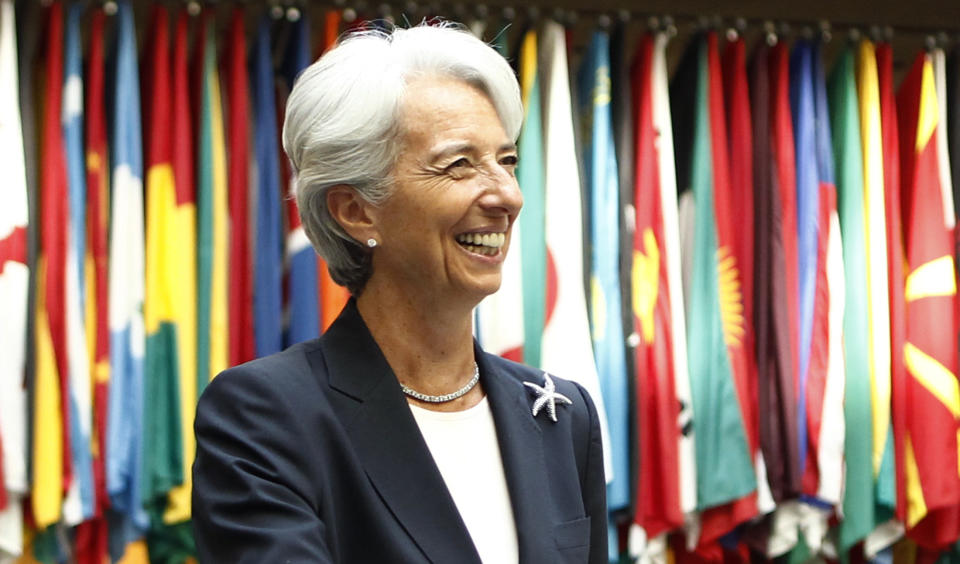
[192,300,608,563]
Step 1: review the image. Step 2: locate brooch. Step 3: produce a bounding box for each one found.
[524,373,573,423]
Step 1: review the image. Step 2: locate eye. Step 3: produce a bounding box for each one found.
[500,154,519,167]
[446,157,471,171]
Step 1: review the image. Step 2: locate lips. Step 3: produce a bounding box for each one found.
[455,231,506,256]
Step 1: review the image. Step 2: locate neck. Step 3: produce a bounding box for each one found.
[356,276,480,410]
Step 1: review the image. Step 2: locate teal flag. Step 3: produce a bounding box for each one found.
[828,47,874,552]
[677,34,756,510]
[517,30,546,368]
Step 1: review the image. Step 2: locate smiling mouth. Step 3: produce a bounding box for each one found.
[455,232,506,256]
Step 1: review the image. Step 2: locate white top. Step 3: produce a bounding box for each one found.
[409,397,519,564]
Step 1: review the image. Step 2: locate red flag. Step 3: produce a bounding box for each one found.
[40,0,73,500]
[226,8,255,364]
[897,51,960,549]
[631,33,683,540]
[74,7,110,562]
[877,42,909,526]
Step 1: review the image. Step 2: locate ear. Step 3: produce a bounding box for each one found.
[326,185,379,244]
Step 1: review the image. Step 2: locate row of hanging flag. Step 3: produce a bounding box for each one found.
[475,16,960,564]
[2,1,960,563]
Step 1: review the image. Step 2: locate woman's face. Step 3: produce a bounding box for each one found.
[368,76,522,306]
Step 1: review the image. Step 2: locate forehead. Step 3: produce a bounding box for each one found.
[397,76,507,147]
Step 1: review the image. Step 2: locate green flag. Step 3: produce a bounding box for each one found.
[828,46,875,553]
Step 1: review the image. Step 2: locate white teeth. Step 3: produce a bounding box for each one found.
[456,232,505,250]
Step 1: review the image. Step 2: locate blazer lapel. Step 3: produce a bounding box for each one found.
[477,348,557,563]
[320,301,482,564]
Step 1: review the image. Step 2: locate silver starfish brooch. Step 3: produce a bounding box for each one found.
[524,373,573,423]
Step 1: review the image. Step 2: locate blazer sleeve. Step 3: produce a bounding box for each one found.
[572,382,609,564]
[192,365,334,564]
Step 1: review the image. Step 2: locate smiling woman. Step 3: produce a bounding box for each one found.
[192,22,608,564]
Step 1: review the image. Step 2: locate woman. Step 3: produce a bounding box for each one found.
[192,22,607,564]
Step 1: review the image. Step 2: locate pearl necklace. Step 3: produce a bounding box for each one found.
[400,362,480,403]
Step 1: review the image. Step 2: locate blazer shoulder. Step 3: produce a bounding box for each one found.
[199,339,327,410]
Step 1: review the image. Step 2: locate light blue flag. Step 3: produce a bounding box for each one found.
[281,12,320,346]
[252,13,283,356]
[106,0,149,542]
[62,0,95,521]
[789,40,820,479]
[577,31,630,518]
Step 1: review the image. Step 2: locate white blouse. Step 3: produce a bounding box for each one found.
[409,397,520,564]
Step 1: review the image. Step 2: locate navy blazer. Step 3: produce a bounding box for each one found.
[192,300,608,563]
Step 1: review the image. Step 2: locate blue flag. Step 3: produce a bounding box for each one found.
[789,40,820,478]
[252,14,283,356]
[578,31,630,515]
[106,0,149,543]
[282,13,320,346]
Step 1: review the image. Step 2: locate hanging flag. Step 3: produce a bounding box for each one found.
[280,11,320,348]
[724,34,768,517]
[196,8,230,392]
[515,28,545,366]
[476,28,525,362]
[106,0,149,540]
[858,41,899,546]
[829,45,875,554]
[809,40,846,508]
[62,0,94,526]
[750,40,800,511]
[0,0,28,556]
[33,0,70,530]
[631,31,690,547]
[160,8,198,532]
[897,50,960,550]
[950,48,960,230]
[578,29,630,514]
[877,41,907,529]
[317,10,350,329]
[251,13,283,357]
[74,6,111,562]
[539,20,613,481]
[225,8,254,365]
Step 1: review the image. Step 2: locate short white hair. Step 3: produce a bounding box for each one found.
[282,21,523,295]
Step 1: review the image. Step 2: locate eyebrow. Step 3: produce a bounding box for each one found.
[428,141,518,163]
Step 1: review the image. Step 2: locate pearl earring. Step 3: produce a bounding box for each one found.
[367,238,377,248]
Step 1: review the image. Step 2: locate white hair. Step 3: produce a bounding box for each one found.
[282,21,523,295]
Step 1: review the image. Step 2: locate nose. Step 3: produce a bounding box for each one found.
[479,167,523,217]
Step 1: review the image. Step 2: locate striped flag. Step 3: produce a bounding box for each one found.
[252,13,283,357]
[162,7,198,529]
[75,6,111,562]
[476,29,525,362]
[33,0,70,530]
[829,45,874,554]
[856,40,902,556]
[280,12,320,348]
[578,29,630,514]
[62,0,94,525]
[106,0,149,537]
[539,20,613,482]
[897,50,960,550]
[142,1,184,519]
[196,8,230,392]
[0,0,28,555]
[809,40,845,507]
[225,8,254,365]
